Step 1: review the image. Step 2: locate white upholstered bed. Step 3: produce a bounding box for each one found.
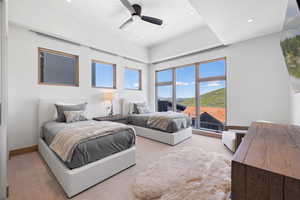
[132,125,192,146]
[38,98,136,198]
[122,100,192,146]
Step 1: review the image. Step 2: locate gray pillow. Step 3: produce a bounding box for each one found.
[55,103,87,122]
[134,102,150,114]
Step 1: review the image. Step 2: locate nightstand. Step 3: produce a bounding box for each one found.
[93,115,128,124]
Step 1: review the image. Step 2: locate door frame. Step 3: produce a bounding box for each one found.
[0,0,8,199]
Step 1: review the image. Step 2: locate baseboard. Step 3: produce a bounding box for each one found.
[192,130,222,139]
[9,145,38,158]
[225,125,249,131]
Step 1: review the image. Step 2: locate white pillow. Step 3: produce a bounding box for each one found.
[122,100,147,115]
[131,101,148,114]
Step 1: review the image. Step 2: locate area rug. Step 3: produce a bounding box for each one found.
[132,146,231,200]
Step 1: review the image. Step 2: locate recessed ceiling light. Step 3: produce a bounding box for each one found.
[248,18,254,23]
[66,0,71,3]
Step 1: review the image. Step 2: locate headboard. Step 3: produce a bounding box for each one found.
[122,98,147,116]
[38,98,87,138]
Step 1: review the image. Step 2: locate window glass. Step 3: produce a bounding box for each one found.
[124,68,141,90]
[157,69,172,82]
[155,58,226,132]
[175,65,196,127]
[39,48,78,86]
[198,80,226,131]
[199,59,225,78]
[92,61,115,88]
[157,85,173,112]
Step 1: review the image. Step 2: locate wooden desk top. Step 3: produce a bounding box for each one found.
[233,122,300,180]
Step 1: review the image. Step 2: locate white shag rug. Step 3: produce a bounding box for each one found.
[133,146,231,200]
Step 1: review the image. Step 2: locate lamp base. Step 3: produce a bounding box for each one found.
[109,101,114,116]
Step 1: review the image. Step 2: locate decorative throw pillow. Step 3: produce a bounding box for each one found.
[55,103,87,122]
[134,102,150,114]
[133,103,139,114]
[64,111,88,123]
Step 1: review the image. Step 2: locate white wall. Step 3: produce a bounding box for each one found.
[149,26,222,63]
[291,93,300,125]
[8,24,149,150]
[149,33,291,126]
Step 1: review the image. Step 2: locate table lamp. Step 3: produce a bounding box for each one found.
[103,92,115,116]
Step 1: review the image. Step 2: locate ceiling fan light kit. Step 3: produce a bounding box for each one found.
[119,0,163,29]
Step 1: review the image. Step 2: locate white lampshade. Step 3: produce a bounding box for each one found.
[103,92,115,101]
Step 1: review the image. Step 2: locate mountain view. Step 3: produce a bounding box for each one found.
[177,88,225,108]
[281,35,300,78]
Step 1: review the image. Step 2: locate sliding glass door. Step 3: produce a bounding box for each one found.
[155,58,226,132]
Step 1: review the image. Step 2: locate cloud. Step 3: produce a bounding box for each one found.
[176,81,189,86]
[133,83,139,87]
[202,81,223,88]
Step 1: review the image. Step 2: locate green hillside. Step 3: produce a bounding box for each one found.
[178,88,225,108]
[281,35,300,78]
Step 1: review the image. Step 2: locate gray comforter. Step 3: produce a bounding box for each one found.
[42,120,135,169]
[128,112,191,133]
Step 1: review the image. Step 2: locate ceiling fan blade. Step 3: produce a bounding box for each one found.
[120,0,135,15]
[141,16,163,25]
[119,17,133,29]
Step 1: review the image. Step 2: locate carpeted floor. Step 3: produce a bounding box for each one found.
[8,135,232,200]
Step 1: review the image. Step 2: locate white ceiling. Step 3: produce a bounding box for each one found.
[9,0,290,61]
[71,0,206,47]
[189,0,289,45]
[10,0,205,47]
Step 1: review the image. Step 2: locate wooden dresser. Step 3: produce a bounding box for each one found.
[232,122,300,200]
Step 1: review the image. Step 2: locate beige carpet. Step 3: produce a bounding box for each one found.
[133,146,231,200]
[8,135,232,200]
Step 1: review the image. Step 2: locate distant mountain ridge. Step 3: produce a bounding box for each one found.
[178,88,225,108]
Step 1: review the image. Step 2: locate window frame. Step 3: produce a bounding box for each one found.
[155,57,227,131]
[38,47,79,87]
[196,57,227,130]
[91,59,116,89]
[155,68,175,111]
[124,67,142,91]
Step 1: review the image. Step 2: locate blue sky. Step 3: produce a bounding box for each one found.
[94,63,140,89]
[157,60,225,98]
[94,63,114,87]
[124,68,139,89]
[282,0,300,38]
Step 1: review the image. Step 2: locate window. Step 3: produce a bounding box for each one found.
[92,60,116,89]
[197,59,226,131]
[176,65,196,127]
[124,68,141,90]
[38,48,79,86]
[156,69,173,112]
[155,58,226,132]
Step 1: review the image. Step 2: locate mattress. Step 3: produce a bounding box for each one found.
[42,120,135,169]
[128,112,191,133]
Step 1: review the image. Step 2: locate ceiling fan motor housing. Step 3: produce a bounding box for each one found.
[132,4,142,16]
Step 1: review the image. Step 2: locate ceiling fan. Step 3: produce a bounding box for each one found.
[119,0,163,29]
